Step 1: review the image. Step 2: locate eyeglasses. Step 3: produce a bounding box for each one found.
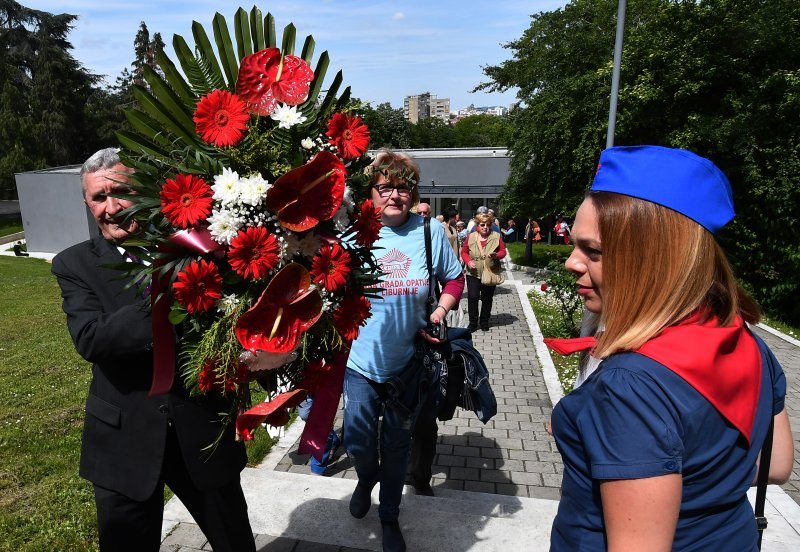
[477,223,491,227]
[373,183,416,198]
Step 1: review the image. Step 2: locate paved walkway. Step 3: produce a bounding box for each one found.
[160,267,800,551]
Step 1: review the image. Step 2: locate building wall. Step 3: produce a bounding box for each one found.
[15,167,97,254]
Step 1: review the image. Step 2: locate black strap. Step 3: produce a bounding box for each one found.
[423,217,439,316]
[755,417,774,549]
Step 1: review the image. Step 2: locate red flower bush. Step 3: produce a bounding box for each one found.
[193,89,250,147]
[352,199,382,248]
[332,294,372,341]
[326,113,370,160]
[266,151,345,232]
[310,243,352,292]
[236,48,314,116]
[228,227,281,280]
[173,259,223,314]
[159,174,213,229]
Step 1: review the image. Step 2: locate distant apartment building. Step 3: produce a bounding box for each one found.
[404,92,451,123]
[456,104,509,117]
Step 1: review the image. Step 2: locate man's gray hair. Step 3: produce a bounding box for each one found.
[80,148,121,180]
[476,205,488,214]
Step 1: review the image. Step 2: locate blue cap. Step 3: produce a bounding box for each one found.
[590,146,735,234]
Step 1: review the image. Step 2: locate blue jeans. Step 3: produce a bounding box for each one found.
[343,367,414,522]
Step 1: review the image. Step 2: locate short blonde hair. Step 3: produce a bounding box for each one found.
[367,150,420,206]
[473,212,494,226]
[590,192,759,358]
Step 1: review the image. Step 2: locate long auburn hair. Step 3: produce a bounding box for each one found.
[590,192,760,358]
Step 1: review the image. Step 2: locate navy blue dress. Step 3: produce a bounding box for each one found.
[551,334,786,551]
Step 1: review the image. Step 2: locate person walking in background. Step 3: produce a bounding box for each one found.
[524,218,541,243]
[441,206,460,260]
[344,150,463,552]
[456,220,468,244]
[548,146,793,550]
[51,149,255,552]
[462,211,506,332]
[502,218,517,242]
[554,214,571,244]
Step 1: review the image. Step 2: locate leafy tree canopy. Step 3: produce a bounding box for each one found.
[478,0,800,324]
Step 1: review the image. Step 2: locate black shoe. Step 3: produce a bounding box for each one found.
[413,482,434,496]
[480,321,490,331]
[381,521,406,552]
[467,322,478,332]
[349,482,374,519]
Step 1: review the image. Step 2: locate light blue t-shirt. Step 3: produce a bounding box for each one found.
[347,214,463,382]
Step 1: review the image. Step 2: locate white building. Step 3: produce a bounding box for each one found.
[404,93,451,123]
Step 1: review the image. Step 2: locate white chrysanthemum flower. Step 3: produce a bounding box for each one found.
[216,293,240,314]
[207,208,243,244]
[212,167,241,204]
[332,204,350,232]
[280,231,301,261]
[301,137,314,150]
[270,104,307,129]
[297,233,322,259]
[341,186,355,212]
[239,173,271,206]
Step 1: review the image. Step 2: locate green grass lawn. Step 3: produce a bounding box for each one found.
[0,218,23,238]
[506,241,572,268]
[0,257,276,551]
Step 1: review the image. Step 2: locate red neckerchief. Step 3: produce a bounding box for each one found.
[544,313,761,444]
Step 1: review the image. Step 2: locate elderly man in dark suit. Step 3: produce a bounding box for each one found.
[52,148,255,552]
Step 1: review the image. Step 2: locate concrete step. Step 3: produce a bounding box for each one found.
[164,467,559,551]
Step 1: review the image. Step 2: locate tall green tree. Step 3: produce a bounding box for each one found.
[0,1,101,197]
[479,0,800,324]
[361,102,412,149]
[452,114,512,147]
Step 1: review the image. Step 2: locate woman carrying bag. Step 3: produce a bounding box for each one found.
[462,211,506,332]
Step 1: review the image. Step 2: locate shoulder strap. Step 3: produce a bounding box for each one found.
[424,217,439,314]
[755,417,774,549]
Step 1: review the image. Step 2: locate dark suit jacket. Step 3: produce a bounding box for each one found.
[52,235,247,501]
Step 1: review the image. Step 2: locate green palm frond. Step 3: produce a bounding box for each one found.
[156,50,196,109]
[264,12,277,48]
[300,35,315,64]
[250,7,265,51]
[173,35,214,95]
[212,12,239,86]
[234,7,253,59]
[191,21,226,89]
[281,23,296,56]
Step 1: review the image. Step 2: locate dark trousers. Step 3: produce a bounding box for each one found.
[410,407,439,487]
[93,425,255,552]
[466,274,496,325]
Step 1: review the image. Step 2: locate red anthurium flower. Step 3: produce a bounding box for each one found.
[236,48,314,116]
[326,113,370,160]
[172,259,223,314]
[160,173,213,229]
[228,226,281,280]
[332,294,372,342]
[193,89,250,147]
[266,151,345,232]
[352,199,383,248]
[236,389,308,438]
[310,243,352,292]
[235,263,323,353]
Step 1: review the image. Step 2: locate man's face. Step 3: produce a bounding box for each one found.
[83,164,139,243]
[417,203,431,217]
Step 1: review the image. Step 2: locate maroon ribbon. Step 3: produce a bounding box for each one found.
[148,228,223,397]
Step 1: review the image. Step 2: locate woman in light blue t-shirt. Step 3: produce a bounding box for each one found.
[344,150,464,552]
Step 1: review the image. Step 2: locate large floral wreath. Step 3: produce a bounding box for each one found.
[116,6,383,444]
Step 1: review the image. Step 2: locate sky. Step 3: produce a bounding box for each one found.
[26,0,568,112]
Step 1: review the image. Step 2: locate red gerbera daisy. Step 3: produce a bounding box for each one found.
[172,259,223,314]
[198,361,219,393]
[310,243,352,292]
[326,113,370,160]
[194,89,250,147]
[352,199,382,248]
[159,173,213,229]
[228,226,281,280]
[332,294,372,342]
